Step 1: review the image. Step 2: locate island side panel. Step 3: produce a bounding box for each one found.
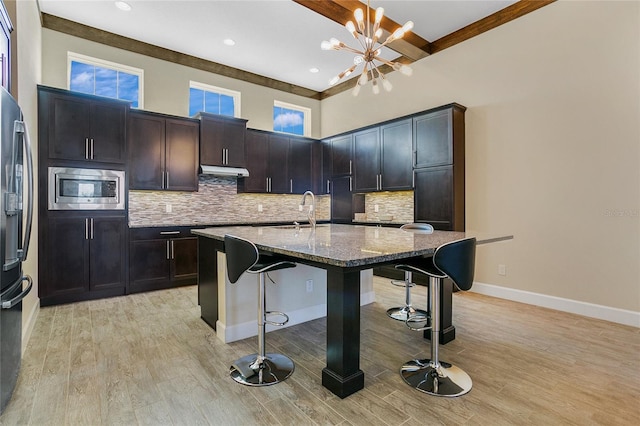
[322,267,365,398]
[198,235,221,329]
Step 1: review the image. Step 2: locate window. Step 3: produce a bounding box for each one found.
[67,52,143,108]
[273,101,310,137]
[189,81,241,117]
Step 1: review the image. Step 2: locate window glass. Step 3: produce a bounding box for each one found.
[273,101,311,136]
[68,52,143,108]
[189,82,240,117]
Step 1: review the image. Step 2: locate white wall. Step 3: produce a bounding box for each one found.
[40,29,322,138]
[322,1,640,316]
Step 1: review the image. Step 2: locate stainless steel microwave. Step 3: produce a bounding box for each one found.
[48,167,125,210]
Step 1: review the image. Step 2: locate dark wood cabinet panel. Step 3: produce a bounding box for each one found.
[414,166,456,230]
[165,118,199,191]
[43,215,126,302]
[45,90,126,163]
[240,129,269,192]
[353,127,380,192]
[128,111,198,191]
[330,134,353,176]
[414,106,465,169]
[129,228,199,293]
[289,137,313,194]
[331,175,353,223]
[320,140,332,194]
[128,111,165,190]
[198,113,247,168]
[268,134,289,193]
[380,118,413,190]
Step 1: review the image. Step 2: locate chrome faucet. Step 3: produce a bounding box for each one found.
[300,190,316,231]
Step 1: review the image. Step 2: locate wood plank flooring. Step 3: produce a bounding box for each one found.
[1,276,639,425]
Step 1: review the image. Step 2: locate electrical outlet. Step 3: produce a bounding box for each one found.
[165,203,172,213]
[306,279,313,292]
[299,204,303,211]
[374,204,379,212]
[258,204,263,212]
[498,264,506,276]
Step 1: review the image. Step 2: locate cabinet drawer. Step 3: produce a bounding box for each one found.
[130,226,198,240]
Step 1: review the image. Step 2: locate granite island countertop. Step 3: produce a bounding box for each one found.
[192,224,512,268]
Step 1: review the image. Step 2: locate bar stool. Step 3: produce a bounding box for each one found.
[224,234,297,386]
[386,223,434,322]
[396,237,476,397]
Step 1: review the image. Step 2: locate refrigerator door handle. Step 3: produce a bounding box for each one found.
[16,121,34,261]
[1,275,33,309]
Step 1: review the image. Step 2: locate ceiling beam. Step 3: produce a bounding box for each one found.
[293,0,431,61]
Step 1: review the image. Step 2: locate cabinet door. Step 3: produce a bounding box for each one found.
[381,119,413,190]
[165,118,199,191]
[128,112,165,190]
[199,116,225,166]
[353,127,380,192]
[414,109,453,168]
[223,120,247,167]
[48,94,91,161]
[331,134,352,176]
[46,217,90,297]
[200,115,247,168]
[89,217,126,291]
[90,102,127,163]
[321,140,332,194]
[268,134,289,193]
[129,239,171,293]
[289,138,313,194]
[330,176,353,223]
[240,130,269,193]
[171,237,198,284]
[414,166,454,230]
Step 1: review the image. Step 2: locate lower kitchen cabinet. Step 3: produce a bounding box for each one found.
[129,227,198,293]
[41,215,126,306]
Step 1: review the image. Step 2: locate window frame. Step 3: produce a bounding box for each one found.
[189,81,241,118]
[67,51,144,108]
[273,100,311,137]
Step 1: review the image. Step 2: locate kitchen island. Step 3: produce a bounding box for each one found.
[193,224,512,398]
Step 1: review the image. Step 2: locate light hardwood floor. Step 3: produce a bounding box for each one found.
[1,276,639,425]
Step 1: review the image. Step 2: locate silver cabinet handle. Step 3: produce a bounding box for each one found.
[349,176,352,191]
[412,171,415,188]
[327,179,330,194]
[349,160,352,175]
[166,240,170,260]
[160,231,180,235]
[90,218,94,240]
[90,138,94,159]
[266,177,269,192]
[85,138,89,159]
[85,218,89,240]
[290,179,293,193]
[162,171,165,189]
[166,171,170,189]
[171,240,175,259]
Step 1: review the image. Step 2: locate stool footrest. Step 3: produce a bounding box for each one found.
[404,312,432,331]
[265,310,289,326]
[390,280,416,288]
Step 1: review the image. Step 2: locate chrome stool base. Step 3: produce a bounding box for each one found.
[400,359,472,397]
[230,353,294,386]
[386,306,429,322]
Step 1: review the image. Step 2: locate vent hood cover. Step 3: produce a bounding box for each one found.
[199,165,249,177]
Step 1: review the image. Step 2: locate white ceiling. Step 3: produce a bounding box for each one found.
[39,0,518,92]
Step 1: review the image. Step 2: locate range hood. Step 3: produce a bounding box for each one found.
[199,165,249,177]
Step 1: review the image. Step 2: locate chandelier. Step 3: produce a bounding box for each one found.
[321,1,414,96]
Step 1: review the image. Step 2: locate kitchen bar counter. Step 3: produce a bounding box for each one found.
[194,224,512,398]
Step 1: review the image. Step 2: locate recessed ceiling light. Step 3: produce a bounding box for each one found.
[309,68,319,73]
[115,1,131,11]
[223,39,236,46]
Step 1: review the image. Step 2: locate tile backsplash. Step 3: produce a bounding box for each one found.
[129,175,330,227]
[360,191,414,224]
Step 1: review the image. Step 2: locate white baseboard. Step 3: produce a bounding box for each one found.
[471,282,640,328]
[22,298,40,353]
[217,290,376,343]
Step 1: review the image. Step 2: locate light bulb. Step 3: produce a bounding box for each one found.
[358,73,368,86]
[402,21,414,33]
[354,8,364,24]
[399,64,413,76]
[345,21,357,39]
[382,78,392,92]
[375,28,383,39]
[329,76,340,86]
[352,84,361,96]
[392,27,405,40]
[372,79,380,95]
[353,55,364,65]
[375,7,384,24]
[321,40,332,50]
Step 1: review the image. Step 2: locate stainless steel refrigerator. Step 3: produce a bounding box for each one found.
[0,86,34,414]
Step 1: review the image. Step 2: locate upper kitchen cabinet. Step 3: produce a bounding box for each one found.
[38,86,128,164]
[288,136,314,194]
[266,133,289,193]
[353,119,413,192]
[413,104,466,169]
[128,110,199,191]
[329,134,353,176]
[238,129,269,193]
[319,140,332,194]
[197,112,248,168]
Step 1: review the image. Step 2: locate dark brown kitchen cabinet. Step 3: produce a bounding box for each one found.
[129,227,198,293]
[288,136,314,194]
[413,104,466,231]
[353,119,413,192]
[40,215,126,306]
[40,87,127,163]
[238,130,290,193]
[329,134,353,176]
[128,110,199,191]
[197,112,247,167]
[319,140,332,194]
[268,134,290,193]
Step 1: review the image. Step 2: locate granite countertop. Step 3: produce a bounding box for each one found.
[192,224,512,268]
[128,220,326,229]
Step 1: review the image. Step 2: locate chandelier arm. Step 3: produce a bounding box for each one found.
[337,44,366,56]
